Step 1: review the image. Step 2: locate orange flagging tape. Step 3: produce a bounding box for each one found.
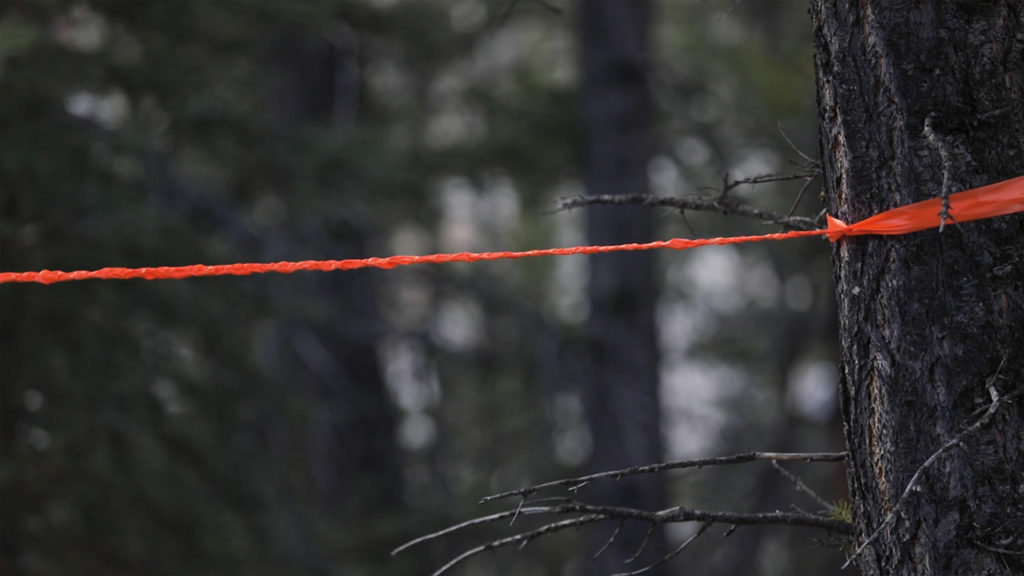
[824,175,1024,240]
[2,175,1022,285]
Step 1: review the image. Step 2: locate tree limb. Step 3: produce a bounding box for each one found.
[393,499,853,576]
[553,193,821,230]
[612,522,712,576]
[423,513,608,576]
[771,460,833,512]
[480,451,847,503]
[550,170,823,231]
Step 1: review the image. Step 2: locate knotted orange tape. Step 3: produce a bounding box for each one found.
[2,175,1021,285]
[825,175,1024,240]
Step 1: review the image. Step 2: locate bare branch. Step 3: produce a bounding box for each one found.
[651,504,853,534]
[624,522,656,564]
[923,114,955,231]
[391,505,572,556]
[721,170,820,194]
[771,460,833,511]
[398,500,853,576]
[612,522,712,576]
[777,122,818,165]
[550,161,823,230]
[553,191,820,230]
[397,451,850,574]
[480,451,846,503]
[510,496,526,525]
[591,519,625,562]
[429,513,607,576]
[782,174,820,228]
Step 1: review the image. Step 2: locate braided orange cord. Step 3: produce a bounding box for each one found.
[2,175,1021,285]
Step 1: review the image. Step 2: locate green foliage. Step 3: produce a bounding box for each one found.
[829,499,854,524]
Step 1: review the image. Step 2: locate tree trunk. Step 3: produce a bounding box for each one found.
[579,0,668,571]
[261,28,404,569]
[811,1,1024,574]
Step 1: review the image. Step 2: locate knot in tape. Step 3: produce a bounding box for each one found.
[826,215,849,242]
[823,174,1024,241]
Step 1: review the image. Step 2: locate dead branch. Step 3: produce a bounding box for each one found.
[480,451,846,503]
[771,460,833,512]
[591,519,625,562]
[649,503,853,533]
[390,504,574,556]
[719,170,820,195]
[624,522,656,563]
[553,193,820,230]
[393,499,853,576]
[550,169,823,231]
[783,174,819,227]
[427,513,607,576]
[612,522,711,576]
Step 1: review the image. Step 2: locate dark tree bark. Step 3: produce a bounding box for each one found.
[811,1,1024,574]
[579,0,668,571]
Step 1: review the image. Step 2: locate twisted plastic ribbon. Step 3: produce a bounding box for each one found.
[824,175,1024,240]
[2,175,1021,285]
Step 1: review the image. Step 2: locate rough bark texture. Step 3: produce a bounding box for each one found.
[811,1,1024,574]
[579,0,668,571]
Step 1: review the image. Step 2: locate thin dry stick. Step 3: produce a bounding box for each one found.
[624,523,656,564]
[391,506,570,556]
[777,121,819,166]
[591,519,625,562]
[510,496,526,525]
[653,505,853,534]
[400,499,852,557]
[554,192,820,230]
[923,115,956,230]
[551,166,821,230]
[612,522,713,576]
[841,383,1006,570]
[771,460,833,511]
[396,501,853,575]
[782,174,820,229]
[429,514,607,576]
[481,451,846,503]
[721,170,820,194]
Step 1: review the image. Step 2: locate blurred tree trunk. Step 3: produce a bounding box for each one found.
[262,29,403,569]
[811,2,1024,574]
[578,0,668,571]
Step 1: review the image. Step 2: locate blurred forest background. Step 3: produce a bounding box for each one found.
[1,1,846,575]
